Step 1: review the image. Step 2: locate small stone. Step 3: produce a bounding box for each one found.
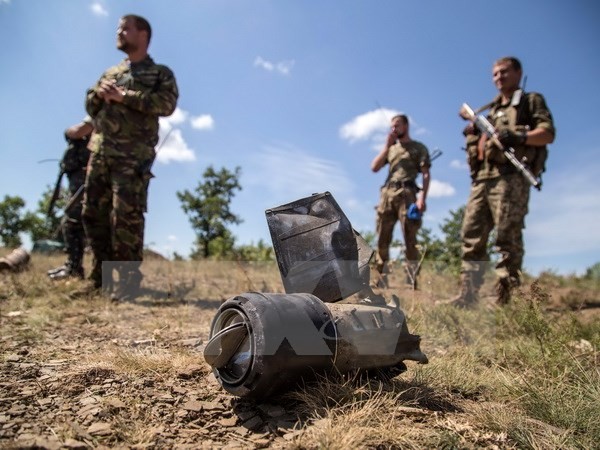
[106,398,126,409]
[87,422,112,436]
[218,417,238,427]
[64,438,88,449]
[181,400,203,412]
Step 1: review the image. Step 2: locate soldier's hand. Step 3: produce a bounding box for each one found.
[385,131,397,149]
[497,129,527,148]
[462,123,478,136]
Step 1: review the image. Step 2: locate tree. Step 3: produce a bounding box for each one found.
[235,239,274,261]
[177,166,243,259]
[25,184,67,242]
[419,205,496,275]
[0,195,33,247]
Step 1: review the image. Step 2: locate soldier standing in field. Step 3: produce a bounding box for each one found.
[47,118,93,280]
[82,14,178,300]
[371,114,431,289]
[452,56,555,307]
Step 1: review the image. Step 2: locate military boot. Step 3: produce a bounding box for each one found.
[495,276,518,306]
[111,267,143,302]
[450,272,479,308]
[48,261,84,280]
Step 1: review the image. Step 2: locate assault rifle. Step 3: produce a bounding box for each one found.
[459,103,541,190]
[48,167,65,216]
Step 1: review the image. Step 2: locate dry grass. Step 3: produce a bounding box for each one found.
[1,252,599,448]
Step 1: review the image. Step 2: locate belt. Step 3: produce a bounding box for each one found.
[386,180,418,190]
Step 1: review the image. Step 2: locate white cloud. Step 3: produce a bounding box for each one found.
[339,108,397,143]
[1,0,11,5]
[154,107,216,163]
[191,114,215,130]
[156,124,196,164]
[246,144,355,201]
[428,179,456,198]
[164,107,188,126]
[167,235,178,242]
[90,2,108,17]
[450,159,468,170]
[254,56,295,75]
[340,109,431,145]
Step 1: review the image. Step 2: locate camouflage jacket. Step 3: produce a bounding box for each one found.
[86,55,178,160]
[61,136,90,175]
[385,140,430,183]
[476,91,554,180]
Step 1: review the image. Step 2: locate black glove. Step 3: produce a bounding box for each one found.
[497,129,527,148]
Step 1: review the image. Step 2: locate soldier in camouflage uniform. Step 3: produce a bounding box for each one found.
[82,14,178,300]
[371,114,431,289]
[47,118,93,280]
[453,57,555,307]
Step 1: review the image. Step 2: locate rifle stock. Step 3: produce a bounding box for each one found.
[460,103,541,190]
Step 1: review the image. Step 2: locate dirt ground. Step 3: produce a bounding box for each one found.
[0,254,598,449]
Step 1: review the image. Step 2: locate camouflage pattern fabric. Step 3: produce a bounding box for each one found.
[61,136,90,273]
[460,90,554,286]
[83,56,178,287]
[375,184,421,274]
[375,139,430,274]
[476,92,555,181]
[386,140,430,184]
[461,173,530,281]
[62,168,87,272]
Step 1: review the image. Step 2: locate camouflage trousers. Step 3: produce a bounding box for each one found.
[375,185,421,274]
[461,174,530,281]
[62,170,87,270]
[82,151,153,286]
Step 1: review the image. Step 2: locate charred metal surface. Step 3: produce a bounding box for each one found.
[204,192,428,398]
[204,292,427,398]
[265,192,373,303]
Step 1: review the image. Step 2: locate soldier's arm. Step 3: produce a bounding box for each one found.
[65,121,94,140]
[417,165,430,212]
[525,93,555,146]
[371,132,395,172]
[416,146,430,212]
[86,72,110,118]
[119,67,179,117]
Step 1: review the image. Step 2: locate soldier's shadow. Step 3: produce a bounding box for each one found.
[131,286,223,311]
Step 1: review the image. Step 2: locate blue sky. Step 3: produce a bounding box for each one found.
[1,0,599,275]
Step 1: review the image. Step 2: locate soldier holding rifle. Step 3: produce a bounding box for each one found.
[47,118,93,280]
[453,56,555,307]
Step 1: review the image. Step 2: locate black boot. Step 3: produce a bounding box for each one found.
[111,267,143,302]
[450,272,479,308]
[48,262,84,280]
[495,276,519,306]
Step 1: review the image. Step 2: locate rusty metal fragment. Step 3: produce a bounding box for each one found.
[0,248,31,272]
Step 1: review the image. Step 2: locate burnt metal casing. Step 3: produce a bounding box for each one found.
[203,192,427,398]
[265,192,373,302]
[204,292,427,399]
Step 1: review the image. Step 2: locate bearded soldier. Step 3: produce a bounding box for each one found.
[82,14,178,300]
[371,114,431,289]
[453,57,555,307]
